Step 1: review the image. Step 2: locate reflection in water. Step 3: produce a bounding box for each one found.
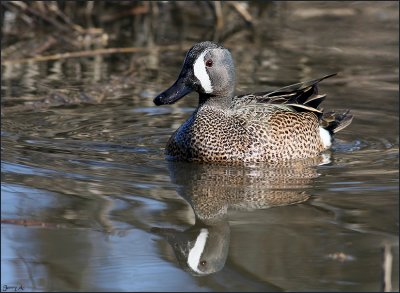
[1,1,398,291]
[152,157,324,276]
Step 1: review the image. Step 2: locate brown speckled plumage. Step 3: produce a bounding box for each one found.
[167,159,319,222]
[154,41,353,163]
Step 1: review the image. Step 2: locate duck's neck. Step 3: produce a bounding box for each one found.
[198,93,233,109]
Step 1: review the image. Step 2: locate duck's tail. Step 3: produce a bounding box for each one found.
[320,109,353,134]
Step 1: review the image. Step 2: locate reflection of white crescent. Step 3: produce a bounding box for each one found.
[187,228,209,274]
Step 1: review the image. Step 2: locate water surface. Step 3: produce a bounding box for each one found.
[1,2,399,291]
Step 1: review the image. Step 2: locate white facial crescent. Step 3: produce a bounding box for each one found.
[193,50,213,93]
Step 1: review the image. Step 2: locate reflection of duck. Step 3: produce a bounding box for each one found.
[152,159,320,276]
[154,41,352,163]
[168,160,321,222]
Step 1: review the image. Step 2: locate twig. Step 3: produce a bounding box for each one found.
[381,243,393,292]
[47,1,86,33]
[2,45,183,65]
[8,1,74,33]
[31,36,58,56]
[100,3,150,22]
[228,1,253,25]
[1,218,64,228]
[212,1,224,41]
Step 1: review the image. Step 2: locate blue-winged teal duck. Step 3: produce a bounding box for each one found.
[154,41,353,163]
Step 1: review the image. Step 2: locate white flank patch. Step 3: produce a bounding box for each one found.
[193,50,213,93]
[319,127,332,149]
[187,228,209,274]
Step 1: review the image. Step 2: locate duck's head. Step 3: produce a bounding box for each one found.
[154,41,236,106]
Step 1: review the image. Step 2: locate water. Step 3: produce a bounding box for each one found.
[1,2,399,291]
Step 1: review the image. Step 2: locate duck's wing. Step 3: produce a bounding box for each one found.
[231,73,353,133]
[231,73,337,117]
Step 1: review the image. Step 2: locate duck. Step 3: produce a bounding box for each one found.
[153,41,353,163]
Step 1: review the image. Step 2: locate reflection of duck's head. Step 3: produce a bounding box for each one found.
[152,220,230,276]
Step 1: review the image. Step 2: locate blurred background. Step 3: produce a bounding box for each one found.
[1,1,399,292]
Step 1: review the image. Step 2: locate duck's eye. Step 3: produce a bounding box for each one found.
[200,260,207,266]
[205,59,213,67]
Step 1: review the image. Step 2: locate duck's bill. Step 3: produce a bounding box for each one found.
[153,80,192,106]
